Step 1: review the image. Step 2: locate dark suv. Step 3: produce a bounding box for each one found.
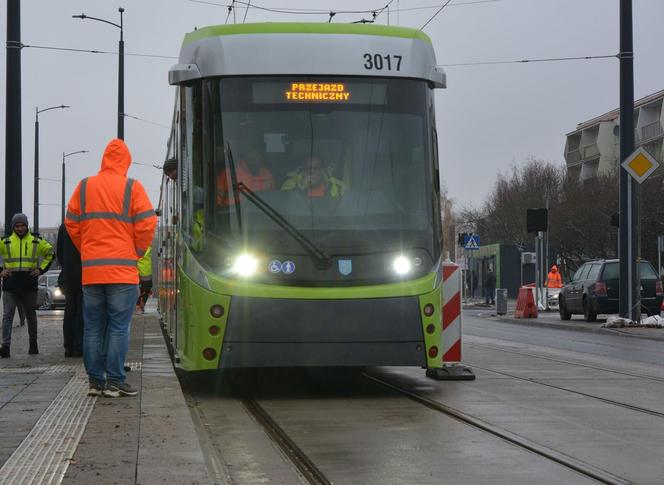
[559,259,663,322]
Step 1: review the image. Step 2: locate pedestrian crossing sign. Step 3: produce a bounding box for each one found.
[463,234,480,250]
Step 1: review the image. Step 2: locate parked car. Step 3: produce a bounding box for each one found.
[37,270,65,310]
[559,259,663,322]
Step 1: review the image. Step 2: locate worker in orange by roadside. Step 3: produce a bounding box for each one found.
[546,264,563,288]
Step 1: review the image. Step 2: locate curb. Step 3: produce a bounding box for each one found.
[477,311,664,341]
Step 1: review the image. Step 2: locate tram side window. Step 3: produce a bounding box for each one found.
[180,83,204,252]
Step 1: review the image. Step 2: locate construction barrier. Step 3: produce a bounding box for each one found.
[514,286,537,318]
[426,260,475,381]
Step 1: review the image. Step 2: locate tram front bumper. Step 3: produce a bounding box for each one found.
[219,296,426,368]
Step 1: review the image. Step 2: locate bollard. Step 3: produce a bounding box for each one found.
[426,259,476,381]
[495,288,508,315]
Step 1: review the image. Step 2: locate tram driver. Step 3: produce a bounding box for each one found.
[281,155,347,198]
[216,147,275,205]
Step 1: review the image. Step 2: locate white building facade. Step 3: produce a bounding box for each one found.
[564,89,664,181]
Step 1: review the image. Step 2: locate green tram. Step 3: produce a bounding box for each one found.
[156,23,448,372]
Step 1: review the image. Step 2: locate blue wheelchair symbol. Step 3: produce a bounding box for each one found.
[268,260,282,273]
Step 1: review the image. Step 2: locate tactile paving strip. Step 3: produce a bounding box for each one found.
[0,360,144,484]
[0,364,93,485]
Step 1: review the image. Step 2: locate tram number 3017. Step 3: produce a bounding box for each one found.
[363,53,403,71]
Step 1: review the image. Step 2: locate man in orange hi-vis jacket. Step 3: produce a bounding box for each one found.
[65,139,156,398]
[546,265,563,288]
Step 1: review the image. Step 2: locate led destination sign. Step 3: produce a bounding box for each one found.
[251,80,386,105]
[285,83,350,102]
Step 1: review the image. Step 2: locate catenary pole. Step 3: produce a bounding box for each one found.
[34,105,69,233]
[5,0,22,235]
[619,0,637,320]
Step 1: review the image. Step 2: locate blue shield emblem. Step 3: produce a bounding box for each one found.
[338,259,352,276]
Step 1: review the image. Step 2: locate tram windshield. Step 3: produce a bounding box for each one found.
[182,76,440,270]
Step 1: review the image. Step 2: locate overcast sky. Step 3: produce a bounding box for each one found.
[1,0,663,228]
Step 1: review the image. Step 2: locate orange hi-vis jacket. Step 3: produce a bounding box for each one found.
[546,266,563,288]
[65,139,157,285]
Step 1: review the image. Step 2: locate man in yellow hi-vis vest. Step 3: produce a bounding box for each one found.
[0,214,54,357]
[136,247,152,314]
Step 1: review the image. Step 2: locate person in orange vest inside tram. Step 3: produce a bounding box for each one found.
[216,147,275,205]
[546,264,563,288]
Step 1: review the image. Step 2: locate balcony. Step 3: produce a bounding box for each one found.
[582,143,600,159]
[566,149,581,164]
[640,121,663,143]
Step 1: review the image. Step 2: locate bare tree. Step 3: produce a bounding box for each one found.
[458,159,664,278]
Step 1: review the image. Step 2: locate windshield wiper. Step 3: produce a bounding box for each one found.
[224,142,332,270]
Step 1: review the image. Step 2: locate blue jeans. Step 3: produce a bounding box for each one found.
[83,284,138,384]
[485,288,495,305]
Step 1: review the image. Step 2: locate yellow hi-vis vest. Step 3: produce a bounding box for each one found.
[1,232,54,273]
[137,247,152,283]
[281,172,347,197]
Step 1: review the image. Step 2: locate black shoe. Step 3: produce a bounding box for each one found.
[103,381,138,398]
[28,341,39,355]
[0,345,9,358]
[88,379,104,397]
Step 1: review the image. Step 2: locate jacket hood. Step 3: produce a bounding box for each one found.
[100,139,132,176]
[550,265,558,273]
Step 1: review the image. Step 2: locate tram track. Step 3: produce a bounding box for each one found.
[363,372,631,485]
[467,362,664,419]
[468,341,664,383]
[242,398,333,485]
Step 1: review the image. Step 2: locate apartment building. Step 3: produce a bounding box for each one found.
[564,89,664,181]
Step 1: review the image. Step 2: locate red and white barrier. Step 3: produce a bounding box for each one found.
[441,262,462,362]
[427,259,475,380]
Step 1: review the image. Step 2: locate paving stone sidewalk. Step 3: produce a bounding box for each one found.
[0,300,211,485]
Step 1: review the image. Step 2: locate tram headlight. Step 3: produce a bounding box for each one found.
[231,253,258,277]
[392,256,412,276]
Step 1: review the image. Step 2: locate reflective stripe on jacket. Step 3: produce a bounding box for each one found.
[281,172,347,197]
[65,139,157,285]
[0,232,54,292]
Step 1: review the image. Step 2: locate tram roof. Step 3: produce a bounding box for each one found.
[170,22,445,88]
[182,23,433,46]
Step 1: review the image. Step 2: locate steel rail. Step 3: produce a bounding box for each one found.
[469,362,664,419]
[468,342,664,383]
[363,373,631,485]
[242,398,332,485]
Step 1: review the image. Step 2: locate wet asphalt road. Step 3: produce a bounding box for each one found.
[182,310,664,484]
[463,309,664,366]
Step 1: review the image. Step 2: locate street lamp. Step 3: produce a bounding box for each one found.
[35,105,69,233]
[72,7,124,140]
[62,150,88,224]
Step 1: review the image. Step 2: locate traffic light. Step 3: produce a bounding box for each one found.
[526,208,548,233]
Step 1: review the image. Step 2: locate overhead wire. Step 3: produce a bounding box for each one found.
[188,0,389,16]
[393,0,501,13]
[225,0,235,24]
[122,112,171,129]
[441,54,618,67]
[242,0,252,22]
[420,0,454,30]
[7,41,176,59]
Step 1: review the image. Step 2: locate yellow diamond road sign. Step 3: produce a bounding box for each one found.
[622,147,659,184]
